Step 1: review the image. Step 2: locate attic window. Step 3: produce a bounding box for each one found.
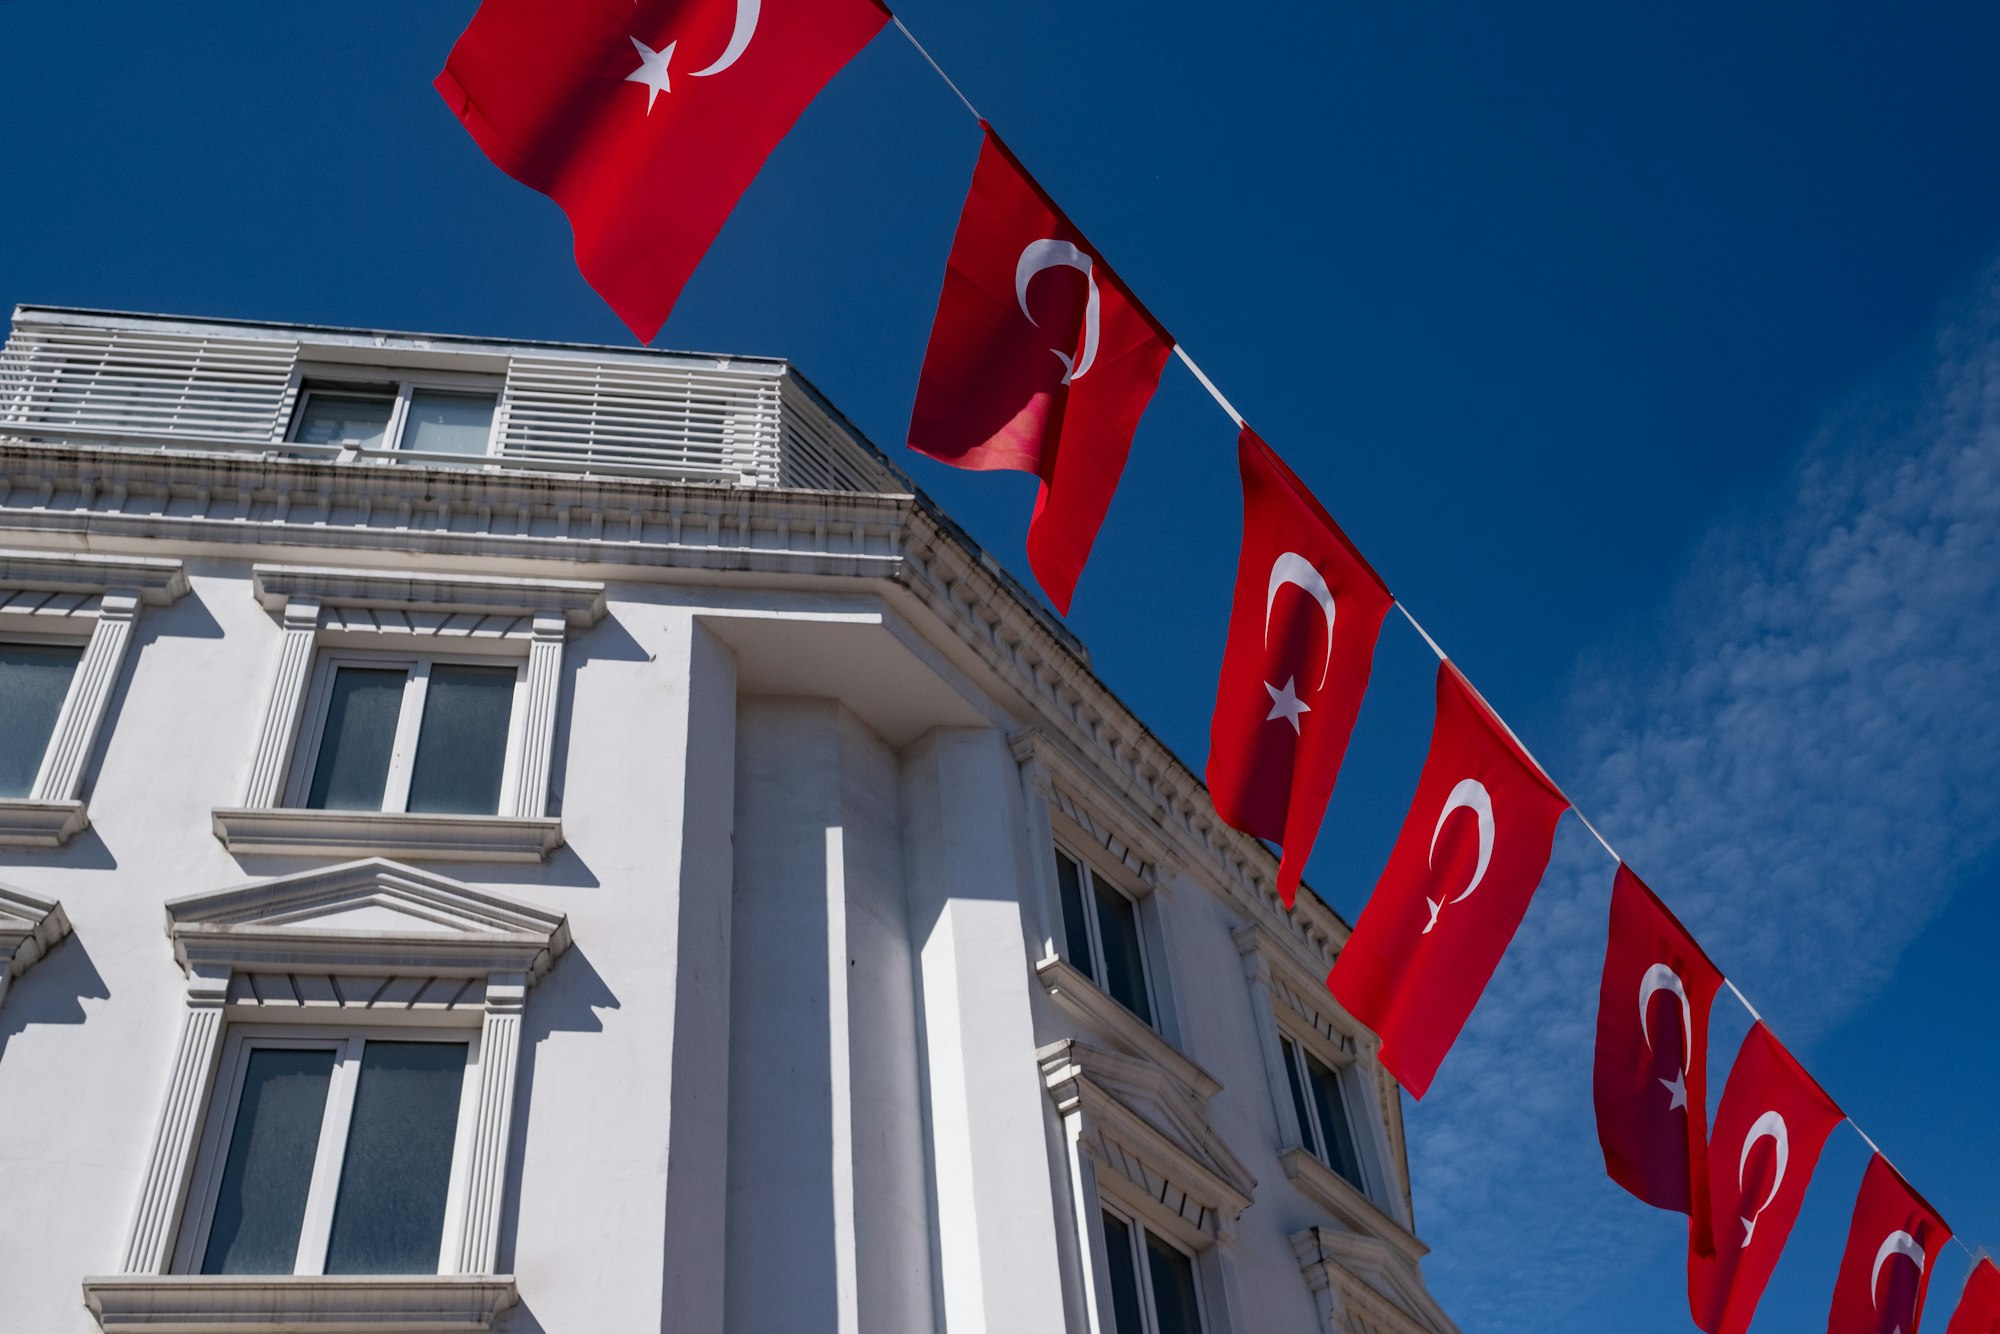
[288,380,497,461]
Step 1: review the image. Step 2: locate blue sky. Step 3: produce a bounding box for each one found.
[5,3,1999,1330]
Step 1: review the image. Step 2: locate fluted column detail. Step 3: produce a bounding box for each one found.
[242,596,320,807]
[121,966,230,1274]
[33,590,138,802]
[510,614,566,818]
[453,974,526,1274]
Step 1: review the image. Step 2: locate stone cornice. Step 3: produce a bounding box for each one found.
[80,1274,519,1333]
[0,882,70,980]
[252,564,606,629]
[0,546,187,604]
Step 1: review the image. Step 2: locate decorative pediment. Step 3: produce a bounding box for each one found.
[1011,727,1184,887]
[1042,1039,1255,1245]
[0,882,71,987]
[1292,1227,1460,1334]
[164,858,569,981]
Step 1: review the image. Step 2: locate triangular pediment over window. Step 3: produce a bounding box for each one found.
[164,857,569,981]
[0,882,70,988]
[1293,1226,1461,1334]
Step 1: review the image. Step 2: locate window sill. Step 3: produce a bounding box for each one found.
[81,1274,518,1332]
[1279,1146,1427,1262]
[1035,955,1222,1100]
[0,798,89,848]
[211,808,563,863]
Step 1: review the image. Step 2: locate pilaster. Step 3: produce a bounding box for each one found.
[34,588,138,802]
[121,965,230,1275]
[242,596,320,807]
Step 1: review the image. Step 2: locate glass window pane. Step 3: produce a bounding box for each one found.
[323,1041,468,1275]
[0,643,82,797]
[1306,1051,1365,1190]
[402,391,495,458]
[1093,879,1153,1027]
[1100,1210,1147,1334]
[306,667,407,811]
[405,664,515,815]
[292,393,392,448]
[1055,850,1095,984]
[201,1047,336,1275]
[1145,1231,1205,1334]
[1280,1038,1319,1158]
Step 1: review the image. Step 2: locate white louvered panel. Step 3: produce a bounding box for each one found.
[495,356,784,483]
[778,376,901,494]
[0,323,298,442]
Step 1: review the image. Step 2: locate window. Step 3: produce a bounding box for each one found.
[0,641,83,797]
[1055,846,1155,1027]
[1280,1034,1365,1192]
[292,655,523,816]
[180,1027,479,1277]
[1098,1207,1205,1334]
[289,380,497,460]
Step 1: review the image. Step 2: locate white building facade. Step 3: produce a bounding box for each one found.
[0,306,1460,1334]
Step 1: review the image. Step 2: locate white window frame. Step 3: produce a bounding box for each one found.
[173,1024,486,1278]
[1054,841,1162,1031]
[284,650,529,816]
[0,630,91,797]
[286,370,502,462]
[1098,1201,1210,1334]
[1277,1031,1374,1198]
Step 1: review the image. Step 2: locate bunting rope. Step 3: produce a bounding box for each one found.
[887,5,1990,1272]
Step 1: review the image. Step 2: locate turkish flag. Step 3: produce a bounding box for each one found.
[1326,661,1569,1098]
[1593,864,1724,1251]
[1946,1260,2000,1334]
[907,127,1174,614]
[1689,1023,1845,1334]
[1205,427,1393,907]
[1827,1154,1951,1334]
[436,0,887,342]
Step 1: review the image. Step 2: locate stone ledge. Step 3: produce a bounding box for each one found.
[81,1274,518,1332]
[0,797,89,848]
[212,809,563,864]
[1035,954,1223,1100]
[1280,1146,1428,1263]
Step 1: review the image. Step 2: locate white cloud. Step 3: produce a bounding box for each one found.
[1411,261,2000,1328]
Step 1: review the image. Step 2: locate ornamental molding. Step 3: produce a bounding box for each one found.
[80,1274,519,1333]
[0,882,70,1000]
[164,857,570,983]
[1012,726,1184,888]
[1035,955,1222,1100]
[1040,1039,1255,1248]
[1280,1149,1426,1264]
[0,545,188,604]
[1292,1227,1459,1334]
[210,808,564,865]
[251,562,606,630]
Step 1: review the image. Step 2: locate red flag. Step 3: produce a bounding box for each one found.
[907,127,1174,613]
[1205,428,1393,907]
[1947,1260,2000,1334]
[1690,1023,1845,1334]
[1593,864,1725,1250]
[1827,1154,1951,1334]
[436,0,887,342]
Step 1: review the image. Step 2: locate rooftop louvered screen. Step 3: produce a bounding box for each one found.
[0,320,298,443]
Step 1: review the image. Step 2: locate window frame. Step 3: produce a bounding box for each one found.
[1097,1202,1209,1334]
[286,370,502,462]
[283,649,529,816]
[1053,841,1161,1032]
[1277,1031,1371,1197]
[173,1022,486,1278]
[0,630,90,799]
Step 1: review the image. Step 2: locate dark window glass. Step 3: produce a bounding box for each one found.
[0,642,82,797]
[405,664,515,815]
[201,1048,336,1275]
[1100,1210,1146,1334]
[1304,1048,1364,1190]
[293,392,392,448]
[1055,849,1095,984]
[1145,1231,1205,1334]
[1093,878,1152,1027]
[323,1041,468,1274]
[1281,1038,1318,1155]
[306,667,406,810]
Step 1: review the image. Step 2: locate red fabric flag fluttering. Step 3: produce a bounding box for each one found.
[907,126,1174,613]
[1689,1023,1845,1334]
[1947,1260,2000,1334]
[436,0,887,342]
[1326,661,1569,1099]
[1205,427,1393,907]
[1827,1154,1951,1334]
[1593,864,1725,1251]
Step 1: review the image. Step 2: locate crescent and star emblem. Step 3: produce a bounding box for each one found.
[1015,240,1102,385]
[1872,1229,1925,1333]
[1422,779,1493,934]
[1260,553,1338,734]
[626,0,761,112]
[1737,1111,1789,1247]
[1638,963,1693,1111]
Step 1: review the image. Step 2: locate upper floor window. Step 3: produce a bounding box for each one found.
[187,1029,477,1276]
[292,654,523,817]
[1280,1033,1365,1192]
[1098,1207,1206,1334]
[0,640,84,797]
[289,380,498,460]
[1054,845,1155,1028]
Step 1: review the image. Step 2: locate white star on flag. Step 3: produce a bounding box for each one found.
[1661,1069,1688,1111]
[1265,676,1311,732]
[626,36,677,112]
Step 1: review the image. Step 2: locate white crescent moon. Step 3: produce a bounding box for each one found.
[1015,239,1101,384]
[1263,553,1337,690]
[1638,964,1694,1070]
[1739,1111,1789,1223]
[1871,1230,1925,1310]
[689,0,760,77]
[1429,779,1494,907]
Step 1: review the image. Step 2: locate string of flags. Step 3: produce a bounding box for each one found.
[433,1,1997,1328]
